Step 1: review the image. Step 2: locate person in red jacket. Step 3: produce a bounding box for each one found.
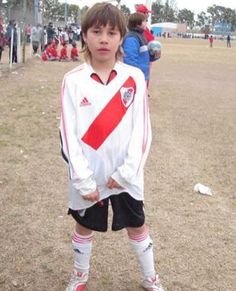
[135,4,154,43]
[135,4,157,94]
[41,41,58,61]
[209,35,214,48]
[70,41,79,61]
[60,42,69,61]
[49,42,59,60]
[41,49,48,61]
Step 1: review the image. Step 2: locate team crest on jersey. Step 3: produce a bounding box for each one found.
[120,87,135,107]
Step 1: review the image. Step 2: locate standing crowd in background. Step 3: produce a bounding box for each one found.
[34,22,81,62]
[0,19,82,64]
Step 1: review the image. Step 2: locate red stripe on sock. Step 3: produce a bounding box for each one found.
[129,230,149,242]
[72,232,93,244]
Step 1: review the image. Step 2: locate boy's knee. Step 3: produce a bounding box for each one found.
[126,224,147,236]
[75,222,93,236]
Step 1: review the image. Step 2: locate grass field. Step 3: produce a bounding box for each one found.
[0,38,236,291]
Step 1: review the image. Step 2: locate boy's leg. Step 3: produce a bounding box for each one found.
[73,223,93,273]
[13,46,17,63]
[66,201,109,290]
[66,223,93,291]
[127,224,155,279]
[127,224,164,291]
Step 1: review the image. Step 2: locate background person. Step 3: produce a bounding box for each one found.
[31,24,43,55]
[59,42,68,61]
[122,13,160,86]
[0,17,4,63]
[6,20,18,63]
[25,24,31,43]
[209,35,214,48]
[227,34,231,48]
[135,4,154,43]
[46,22,55,44]
[135,4,159,93]
[70,41,79,61]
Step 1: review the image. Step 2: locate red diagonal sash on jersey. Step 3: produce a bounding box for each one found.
[82,76,136,150]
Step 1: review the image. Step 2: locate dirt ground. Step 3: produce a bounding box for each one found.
[0,38,236,291]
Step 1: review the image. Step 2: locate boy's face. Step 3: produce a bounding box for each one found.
[139,20,147,30]
[83,24,122,65]
[145,12,149,20]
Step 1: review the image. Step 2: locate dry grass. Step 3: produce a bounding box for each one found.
[0,39,236,291]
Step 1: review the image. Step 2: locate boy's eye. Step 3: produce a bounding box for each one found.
[109,31,117,36]
[92,28,100,33]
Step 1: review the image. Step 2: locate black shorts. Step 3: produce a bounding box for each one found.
[68,192,145,232]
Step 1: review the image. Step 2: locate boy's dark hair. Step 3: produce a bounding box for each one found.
[81,2,127,61]
[128,13,146,30]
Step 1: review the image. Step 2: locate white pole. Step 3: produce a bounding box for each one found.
[9,28,13,69]
[145,0,153,11]
[30,28,33,57]
[34,0,39,24]
[145,0,153,27]
[65,0,68,25]
[17,27,21,63]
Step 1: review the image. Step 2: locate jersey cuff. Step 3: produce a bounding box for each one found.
[72,176,97,196]
[111,171,130,189]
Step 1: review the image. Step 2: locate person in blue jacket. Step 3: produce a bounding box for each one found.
[122,12,159,84]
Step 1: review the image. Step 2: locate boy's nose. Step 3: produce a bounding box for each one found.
[100,32,108,43]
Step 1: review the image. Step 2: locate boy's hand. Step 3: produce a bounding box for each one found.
[106,177,123,189]
[82,189,100,202]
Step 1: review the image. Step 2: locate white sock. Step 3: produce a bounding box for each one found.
[72,231,93,273]
[129,228,156,280]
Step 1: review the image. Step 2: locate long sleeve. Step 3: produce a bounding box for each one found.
[60,76,97,196]
[123,37,140,68]
[122,34,150,81]
[111,73,152,187]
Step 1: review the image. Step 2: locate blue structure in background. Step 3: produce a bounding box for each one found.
[151,27,162,36]
[214,21,231,34]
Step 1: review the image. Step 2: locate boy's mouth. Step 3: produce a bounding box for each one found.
[98,48,109,51]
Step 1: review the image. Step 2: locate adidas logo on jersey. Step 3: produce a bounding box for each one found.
[80,97,91,107]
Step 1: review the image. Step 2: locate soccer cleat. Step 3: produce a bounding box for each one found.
[65,270,88,291]
[142,274,165,291]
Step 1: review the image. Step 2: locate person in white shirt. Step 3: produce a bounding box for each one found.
[60,3,164,291]
[31,24,42,55]
[60,27,69,45]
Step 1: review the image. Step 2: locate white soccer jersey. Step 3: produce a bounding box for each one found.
[60,61,152,210]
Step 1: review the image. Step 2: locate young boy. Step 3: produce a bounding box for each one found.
[60,42,69,61]
[70,41,79,61]
[60,3,164,291]
[135,4,154,43]
[122,13,160,84]
[209,35,214,48]
[41,41,58,61]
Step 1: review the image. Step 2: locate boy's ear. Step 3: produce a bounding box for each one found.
[82,33,87,43]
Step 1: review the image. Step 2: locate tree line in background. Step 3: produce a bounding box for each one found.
[0,0,236,32]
